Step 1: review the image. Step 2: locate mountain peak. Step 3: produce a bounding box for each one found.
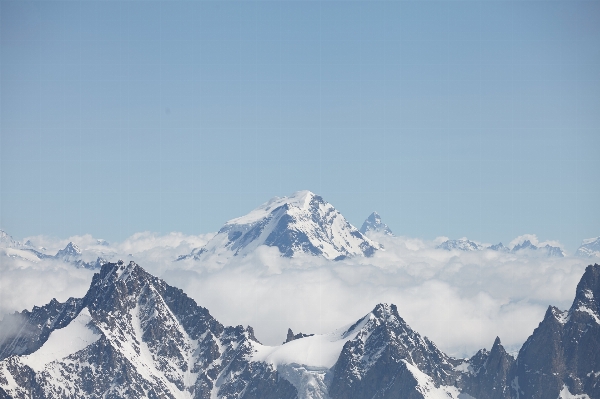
[360,212,393,236]
[182,191,378,261]
[371,302,398,319]
[0,229,23,248]
[227,190,317,226]
[576,237,600,258]
[512,239,536,252]
[569,264,600,322]
[55,242,82,262]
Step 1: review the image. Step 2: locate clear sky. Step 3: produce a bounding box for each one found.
[1,0,599,251]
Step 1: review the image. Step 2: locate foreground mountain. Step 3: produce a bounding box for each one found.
[0,261,295,399]
[511,263,600,399]
[576,237,600,258]
[1,260,598,398]
[359,212,393,236]
[179,191,378,261]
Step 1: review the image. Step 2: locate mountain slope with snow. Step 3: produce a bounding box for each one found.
[576,237,600,258]
[360,212,393,236]
[1,259,599,398]
[181,191,378,261]
[0,261,295,399]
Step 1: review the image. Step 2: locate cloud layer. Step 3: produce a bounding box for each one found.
[1,231,592,358]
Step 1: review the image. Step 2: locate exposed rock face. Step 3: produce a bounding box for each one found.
[513,264,600,399]
[0,297,84,359]
[283,329,314,344]
[328,304,458,399]
[458,337,514,399]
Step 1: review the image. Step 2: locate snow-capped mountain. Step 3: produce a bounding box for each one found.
[359,212,393,236]
[180,191,378,261]
[54,242,82,263]
[0,235,107,269]
[576,237,600,258]
[0,230,53,262]
[436,238,483,251]
[51,242,107,270]
[511,239,565,257]
[0,230,24,249]
[0,261,293,399]
[437,237,566,257]
[488,242,510,252]
[2,261,598,398]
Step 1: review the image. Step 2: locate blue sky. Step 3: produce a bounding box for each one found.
[1,0,599,251]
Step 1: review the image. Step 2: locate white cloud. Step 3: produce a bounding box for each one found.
[0,256,93,318]
[0,231,592,359]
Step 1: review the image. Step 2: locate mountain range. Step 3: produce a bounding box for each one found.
[1,191,597,264]
[0,260,598,398]
[436,238,566,257]
[0,234,107,270]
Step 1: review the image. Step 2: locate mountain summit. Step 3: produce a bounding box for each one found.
[360,212,393,236]
[181,191,378,261]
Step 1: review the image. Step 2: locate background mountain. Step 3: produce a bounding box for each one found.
[179,191,378,261]
[576,237,600,258]
[436,238,483,251]
[359,212,393,236]
[511,239,565,257]
[1,261,598,399]
[436,237,566,257]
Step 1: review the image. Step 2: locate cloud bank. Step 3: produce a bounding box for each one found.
[1,231,592,358]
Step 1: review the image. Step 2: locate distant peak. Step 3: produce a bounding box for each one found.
[181,190,378,261]
[65,242,81,251]
[368,211,381,220]
[582,237,600,245]
[227,190,319,226]
[437,238,482,251]
[361,211,393,236]
[55,242,82,259]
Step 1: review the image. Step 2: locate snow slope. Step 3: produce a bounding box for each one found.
[182,190,378,261]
